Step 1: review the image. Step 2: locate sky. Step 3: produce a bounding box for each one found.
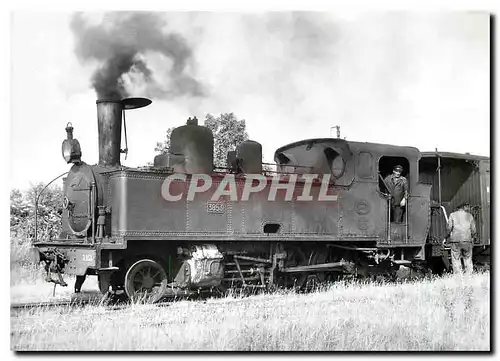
[9,11,490,191]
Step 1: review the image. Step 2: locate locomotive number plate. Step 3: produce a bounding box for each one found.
[207,201,226,214]
[82,253,95,262]
[63,248,97,276]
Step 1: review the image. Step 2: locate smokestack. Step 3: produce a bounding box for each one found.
[96,99,123,167]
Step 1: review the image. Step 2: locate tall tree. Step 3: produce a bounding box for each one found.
[154,127,174,155]
[205,113,249,168]
[155,113,249,168]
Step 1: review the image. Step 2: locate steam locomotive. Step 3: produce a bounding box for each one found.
[31,97,491,302]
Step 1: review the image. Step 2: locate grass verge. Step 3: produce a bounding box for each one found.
[11,271,490,351]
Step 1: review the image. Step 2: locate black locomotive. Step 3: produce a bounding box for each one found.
[31,97,491,301]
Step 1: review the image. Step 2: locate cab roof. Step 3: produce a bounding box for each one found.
[420,151,490,162]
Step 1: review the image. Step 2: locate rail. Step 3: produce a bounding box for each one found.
[11,299,95,311]
[10,293,175,312]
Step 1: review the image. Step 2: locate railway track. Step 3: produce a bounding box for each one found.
[10,293,178,313]
[11,267,455,313]
[11,299,96,311]
[11,291,127,312]
[10,285,277,312]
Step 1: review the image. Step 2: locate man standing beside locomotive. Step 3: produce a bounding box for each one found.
[445,203,476,274]
[384,165,408,223]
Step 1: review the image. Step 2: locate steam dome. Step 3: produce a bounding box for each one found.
[169,118,214,174]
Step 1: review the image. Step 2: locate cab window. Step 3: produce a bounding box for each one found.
[378,156,410,193]
[324,147,345,179]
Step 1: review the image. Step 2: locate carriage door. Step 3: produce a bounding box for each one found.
[378,156,411,243]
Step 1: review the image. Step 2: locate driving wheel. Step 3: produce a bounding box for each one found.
[124,259,167,303]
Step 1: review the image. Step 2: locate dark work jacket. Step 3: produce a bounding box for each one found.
[384,174,408,205]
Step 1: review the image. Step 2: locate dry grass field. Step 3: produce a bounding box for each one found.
[11,269,490,351]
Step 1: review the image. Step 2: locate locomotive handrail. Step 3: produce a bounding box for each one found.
[34,171,69,244]
[440,205,449,223]
[378,173,393,197]
[439,205,450,246]
[90,182,96,245]
[406,195,409,243]
[387,196,391,242]
[378,173,392,242]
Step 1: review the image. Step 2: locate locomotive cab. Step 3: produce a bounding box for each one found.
[275,139,431,246]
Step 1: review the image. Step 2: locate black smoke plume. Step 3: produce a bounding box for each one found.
[70,12,206,99]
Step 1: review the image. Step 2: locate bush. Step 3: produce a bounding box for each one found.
[10,184,64,268]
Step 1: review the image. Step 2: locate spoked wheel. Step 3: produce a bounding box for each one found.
[124,259,167,303]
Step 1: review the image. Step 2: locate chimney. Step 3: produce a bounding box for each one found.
[96,99,123,167]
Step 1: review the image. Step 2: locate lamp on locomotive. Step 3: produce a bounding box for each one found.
[61,122,82,164]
